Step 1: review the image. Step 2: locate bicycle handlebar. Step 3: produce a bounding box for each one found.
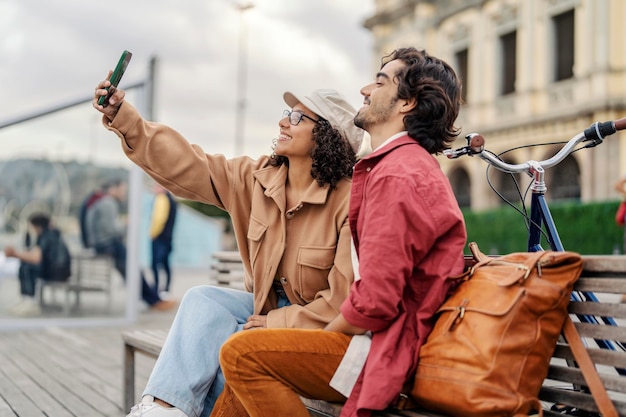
[444,117,626,174]
[615,117,626,131]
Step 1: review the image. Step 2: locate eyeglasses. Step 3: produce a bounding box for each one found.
[282,109,318,126]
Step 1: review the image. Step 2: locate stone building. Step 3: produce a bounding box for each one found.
[364,0,626,210]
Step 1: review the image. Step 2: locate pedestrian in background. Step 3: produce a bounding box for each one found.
[613,175,626,303]
[85,179,176,311]
[150,182,177,297]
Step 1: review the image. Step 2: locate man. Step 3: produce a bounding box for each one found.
[209,47,467,417]
[78,186,105,249]
[85,179,175,310]
[4,213,71,317]
[149,182,177,295]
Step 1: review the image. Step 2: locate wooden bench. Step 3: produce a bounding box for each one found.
[38,249,115,315]
[121,255,626,416]
[209,250,245,289]
[123,329,169,411]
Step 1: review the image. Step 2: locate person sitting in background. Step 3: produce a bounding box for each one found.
[149,182,177,296]
[4,212,71,317]
[85,179,176,311]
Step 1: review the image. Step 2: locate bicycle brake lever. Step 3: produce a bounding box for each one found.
[443,148,470,159]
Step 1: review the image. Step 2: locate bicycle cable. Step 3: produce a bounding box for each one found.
[485,141,571,246]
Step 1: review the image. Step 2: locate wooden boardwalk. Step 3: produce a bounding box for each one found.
[0,267,205,417]
[0,306,174,417]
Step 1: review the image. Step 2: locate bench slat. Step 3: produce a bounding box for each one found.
[580,256,626,273]
[211,261,244,270]
[574,321,626,343]
[546,364,626,393]
[122,330,168,357]
[538,386,601,414]
[569,301,626,319]
[573,278,626,293]
[553,344,626,369]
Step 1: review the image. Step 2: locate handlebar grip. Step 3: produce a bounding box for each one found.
[584,121,617,141]
[615,117,626,131]
[469,134,485,152]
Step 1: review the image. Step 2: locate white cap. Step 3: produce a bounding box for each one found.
[283,89,364,153]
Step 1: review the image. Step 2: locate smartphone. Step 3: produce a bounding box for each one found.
[98,50,133,107]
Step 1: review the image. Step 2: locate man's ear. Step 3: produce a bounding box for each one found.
[400,98,417,114]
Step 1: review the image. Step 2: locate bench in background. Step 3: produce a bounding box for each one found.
[209,250,245,289]
[38,249,114,315]
[122,255,626,416]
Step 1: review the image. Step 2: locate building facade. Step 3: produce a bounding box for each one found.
[364,0,626,210]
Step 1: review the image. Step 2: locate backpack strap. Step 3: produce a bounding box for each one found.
[562,316,618,417]
[468,242,546,287]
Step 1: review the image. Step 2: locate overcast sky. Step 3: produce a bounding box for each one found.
[0,0,376,168]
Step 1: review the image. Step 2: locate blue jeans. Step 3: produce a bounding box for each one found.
[18,262,40,297]
[94,238,161,306]
[151,239,172,292]
[143,285,291,417]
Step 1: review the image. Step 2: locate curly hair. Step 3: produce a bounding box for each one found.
[381,47,462,154]
[269,117,356,189]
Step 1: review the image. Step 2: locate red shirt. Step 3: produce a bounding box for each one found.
[340,135,467,417]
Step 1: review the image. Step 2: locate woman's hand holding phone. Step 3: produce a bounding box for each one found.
[93,72,126,121]
[93,50,132,121]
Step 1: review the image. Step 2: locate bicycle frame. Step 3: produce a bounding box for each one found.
[528,193,564,251]
[526,162,564,252]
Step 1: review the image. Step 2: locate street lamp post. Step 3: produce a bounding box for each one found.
[234,2,254,156]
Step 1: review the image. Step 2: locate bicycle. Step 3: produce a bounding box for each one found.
[446,117,626,251]
[444,117,626,379]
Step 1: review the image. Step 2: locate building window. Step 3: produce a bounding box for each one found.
[495,171,523,206]
[455,48,469,103]
[553,10,575,81]
[449,168,471,208]
[488,156,522,206]
[500,31,517,95]
[549,156,580,200]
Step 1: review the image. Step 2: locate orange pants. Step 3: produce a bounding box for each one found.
[210,329,352,417]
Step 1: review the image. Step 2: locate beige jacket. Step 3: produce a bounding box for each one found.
[104,102,354,328]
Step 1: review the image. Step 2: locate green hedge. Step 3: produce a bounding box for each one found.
[182,199,625,256]
[463,200,625,255]
[180,200,233,232]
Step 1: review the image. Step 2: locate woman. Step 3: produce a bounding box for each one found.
[93,79,363,417]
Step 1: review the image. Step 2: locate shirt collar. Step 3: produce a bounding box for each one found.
[254,163,330,205]
[374,131,409,153]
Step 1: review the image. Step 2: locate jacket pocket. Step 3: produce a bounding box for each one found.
[247,216,268,265]
[296,246,336,302]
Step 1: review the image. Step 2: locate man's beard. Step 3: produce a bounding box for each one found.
[354,97,397,131]
[354,110,368,130]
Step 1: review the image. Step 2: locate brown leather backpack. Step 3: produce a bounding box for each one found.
[410,242,584,417]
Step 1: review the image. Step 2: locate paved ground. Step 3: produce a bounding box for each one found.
[0,267,210,417]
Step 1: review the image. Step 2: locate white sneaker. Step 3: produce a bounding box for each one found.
[12,298,41,317]
[127,396,188,417]
[7,298,28,314]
